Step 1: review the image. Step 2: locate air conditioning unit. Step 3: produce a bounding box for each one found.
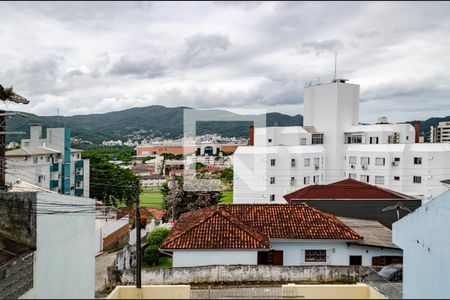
[290,180,296,186]
[315,165,319,170]
[362,165,368,170]
[350,164,355,169]
[392,161,398,166]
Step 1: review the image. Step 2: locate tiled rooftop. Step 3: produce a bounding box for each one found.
[284,178,415,203]
[161,204,362,250]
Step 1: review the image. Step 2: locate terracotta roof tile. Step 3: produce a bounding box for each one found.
[161,204,361,250]
[117,207,165,221]
[284,178,416,203]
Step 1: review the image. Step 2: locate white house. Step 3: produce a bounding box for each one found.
[6,124,90,197]
[5,180,96,299]
[233,79,450,203]
[161,204,402,268]
[430,121,450,143]
[393,189,450,299]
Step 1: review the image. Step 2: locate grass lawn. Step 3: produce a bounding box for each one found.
[139,191,164,209]
[220,191,233,204]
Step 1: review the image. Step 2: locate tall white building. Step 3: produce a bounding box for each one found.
[430,121,450,143]
[233,79,450,203]
[6,124,90,197]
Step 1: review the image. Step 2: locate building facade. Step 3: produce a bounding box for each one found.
[6,124,90,197]
[393,190,450,299]
[430,121,450,143]
[233,79,450,203]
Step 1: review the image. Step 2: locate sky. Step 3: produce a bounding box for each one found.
[1,1,450,123]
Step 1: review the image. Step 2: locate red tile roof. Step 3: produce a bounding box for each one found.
[117,207,165,221]
[284,178,415,203]
[161,204,362,250]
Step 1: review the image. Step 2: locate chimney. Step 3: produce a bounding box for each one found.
[414,122,421,143]
[249,126,254,146]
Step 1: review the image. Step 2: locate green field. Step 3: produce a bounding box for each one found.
[139,191,165,209]
[136,190,233,209]
[220,191,233,204]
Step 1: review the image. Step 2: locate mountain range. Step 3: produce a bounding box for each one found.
[5,105,450,144]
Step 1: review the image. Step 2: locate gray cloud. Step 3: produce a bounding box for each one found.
[181,33,231,67]
[110,55,167,78]
[301,39,345,55]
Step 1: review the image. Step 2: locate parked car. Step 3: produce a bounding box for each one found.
[362,264,403,282]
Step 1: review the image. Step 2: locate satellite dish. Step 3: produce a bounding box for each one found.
[382,202,413,220]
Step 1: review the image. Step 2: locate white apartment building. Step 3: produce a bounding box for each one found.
[234,79,450,203]
[6,124,90,197]
[430,121,450,143]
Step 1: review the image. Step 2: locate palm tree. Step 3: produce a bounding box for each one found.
[0,84,29,104]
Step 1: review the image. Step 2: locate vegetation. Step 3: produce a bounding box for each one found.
[144,227,171,267]
[162,175,222,220]
[81,151,140,207]
[77,145,135,163]
[220,191,233,204]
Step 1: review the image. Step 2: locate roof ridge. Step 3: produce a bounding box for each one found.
[216,209,269,247]
[304,203,362,240]
[161,206,222,248]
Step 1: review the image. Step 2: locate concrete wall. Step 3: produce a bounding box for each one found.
[281,283,385,299]
[107,285,190,299]
[172,250,257,267]
[393,190,450,299]
[0,192,36,247]
[110,265,373,285]
[0,252,34,299]
[21,192,96,299]
[270,240,402,266]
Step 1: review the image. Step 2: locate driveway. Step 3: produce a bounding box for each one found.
[95,251,118,297]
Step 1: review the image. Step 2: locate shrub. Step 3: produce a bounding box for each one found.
[144,245,160,266]
[147,227,170,246]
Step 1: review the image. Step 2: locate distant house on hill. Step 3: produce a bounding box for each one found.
[284,178,421,228]
[160,204,402,268]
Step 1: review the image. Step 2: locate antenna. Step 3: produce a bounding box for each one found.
[334,51,337,80]
[382,202,413,220]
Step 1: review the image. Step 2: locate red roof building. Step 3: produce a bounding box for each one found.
[283,178,421,228]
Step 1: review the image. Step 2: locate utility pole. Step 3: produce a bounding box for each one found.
[135,183,141,289]
[0,110,5,190]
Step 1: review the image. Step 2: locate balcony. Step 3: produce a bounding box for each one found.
[74,189,83,197]
[50,180,59,189]
[75,160,84,169]
[50,163,59,172]
[75,173,84,182]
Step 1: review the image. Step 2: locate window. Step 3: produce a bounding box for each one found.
[414,157,422,165]
[375,157,385,166]
[370,137,379,144]
[375,176,385,185]
[77,154,80,159]
[347,134,362,144]
[270,177,276,184]
[291,159,296,167]
[40,156,43,160]
[38,175,44,183]
[314,157,320,166]
[24,142,30,147]
[349,173,356,179]
[270,159,276,166]
[305,250,327,262]
[270,194,275,202]
[300,138,306,145]
[33,157,38,164]
[394,157,400,162]
[304,176,310,184]
[413,176,422,184]
[313,175,319,183]
[361,157,370,165]
[290,177,296,186]
[394,176,400,181]
[360,175,369,183]
[45,156,50,162]
[349,156,357,164]
[312,134,323,144]
[268,138,272,143]
[76,181,82,189]
[304,158,310,167]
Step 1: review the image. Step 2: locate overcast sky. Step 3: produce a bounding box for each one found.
[1,1,450,123]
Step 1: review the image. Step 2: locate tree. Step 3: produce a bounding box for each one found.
[163,175,222,220]
[81,151,140,207]
[0,84,29,104]
[144,227,171,266]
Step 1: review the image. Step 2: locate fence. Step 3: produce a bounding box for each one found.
[190,285,282,299]
[361,267,403,299]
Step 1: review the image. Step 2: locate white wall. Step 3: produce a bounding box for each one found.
[393,190,450,299]
[21,192,96,299]
[270,240,402,266]
[172,250,258,267]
